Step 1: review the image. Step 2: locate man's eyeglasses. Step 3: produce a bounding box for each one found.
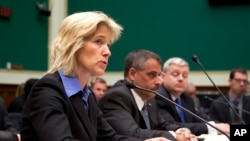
[233,78,249,85]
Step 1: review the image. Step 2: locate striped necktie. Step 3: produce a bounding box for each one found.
[141,102,150,129]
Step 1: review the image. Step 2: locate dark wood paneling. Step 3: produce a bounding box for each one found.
[197,86,229,95]
[0,84,18,107]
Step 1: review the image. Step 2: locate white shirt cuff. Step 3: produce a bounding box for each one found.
[206,121,217,135]
[169,131,176,138]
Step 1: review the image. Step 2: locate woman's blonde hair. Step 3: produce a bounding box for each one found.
[47,11,123,76]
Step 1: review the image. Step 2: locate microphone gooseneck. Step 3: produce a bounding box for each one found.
[126,81,230,139]
[126,81,137,89]
[191,54,246,125]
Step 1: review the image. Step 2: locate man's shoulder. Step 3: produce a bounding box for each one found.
[244,95,250,100]
[99,84,131,103]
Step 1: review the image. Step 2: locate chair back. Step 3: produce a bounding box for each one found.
[8,113,23,132]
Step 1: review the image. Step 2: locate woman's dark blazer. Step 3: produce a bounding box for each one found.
[21,72,143,141]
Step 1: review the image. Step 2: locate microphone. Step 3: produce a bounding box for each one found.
[192,54,246,125]
[204,96,250,115]
[126,81,230,139]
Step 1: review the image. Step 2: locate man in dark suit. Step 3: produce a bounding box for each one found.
[90,77,108,101]
[8,78,39,113]
[99,50,197,141]
[209,67,250,124]
[155,57,230,136]
[0,96,16,132]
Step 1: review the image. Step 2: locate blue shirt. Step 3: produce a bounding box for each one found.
[58,71,90,110]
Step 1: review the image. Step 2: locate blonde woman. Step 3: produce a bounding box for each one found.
[21,11,169,141]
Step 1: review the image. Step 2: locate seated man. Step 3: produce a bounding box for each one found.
[185,83,201,113]
[155,57,229,136]
[90,77,108,101]
[0,96,16,133]
[209,67,250,125]
[99,50,197,141]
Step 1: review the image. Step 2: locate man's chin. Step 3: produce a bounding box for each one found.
[148,93,156,99]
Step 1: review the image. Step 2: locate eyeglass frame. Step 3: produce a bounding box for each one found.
[232,78,249,85]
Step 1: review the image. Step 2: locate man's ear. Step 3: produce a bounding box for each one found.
[161,71,165,78]
[228,78,232,86]
[128,67,137,81]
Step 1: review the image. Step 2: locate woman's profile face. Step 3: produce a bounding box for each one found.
[76,24,112,76]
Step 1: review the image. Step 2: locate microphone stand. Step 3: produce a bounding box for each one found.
[127,82,230,139]
[192,55,246,125]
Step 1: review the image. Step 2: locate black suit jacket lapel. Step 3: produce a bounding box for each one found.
[218,96,230,122]
[164,90,180,121]
[241,96,250,122]
[148,99,163,129]
[126,87,148,129]
[70,92,95,140]
[87,93,97,127]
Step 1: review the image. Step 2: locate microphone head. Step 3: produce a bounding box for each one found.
[203,96,211,100]
[126,81,136,89]
[192,55,199,63]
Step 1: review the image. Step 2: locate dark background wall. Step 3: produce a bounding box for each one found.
[1,0,250,71]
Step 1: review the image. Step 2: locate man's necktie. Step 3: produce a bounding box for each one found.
[231,100,240,124]
[141,102,150,129]
[175,98,185,123]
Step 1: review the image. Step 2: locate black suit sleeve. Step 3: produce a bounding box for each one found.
[97,108,143,141]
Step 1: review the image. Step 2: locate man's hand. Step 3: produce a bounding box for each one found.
[215,123,230,135]
[145,137,171,141]
[176,129,197,141]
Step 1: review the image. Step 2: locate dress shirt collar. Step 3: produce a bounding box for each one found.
[131,89,145,111]
[228,93,243,117]
[228,93,243,104]
[170,93,181,111]
[170,93,179,101]
[58,70,90,98]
